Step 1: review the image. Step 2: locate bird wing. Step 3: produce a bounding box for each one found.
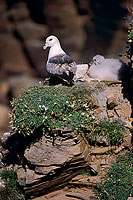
[46,54,77,82]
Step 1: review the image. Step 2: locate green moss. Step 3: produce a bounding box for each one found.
[94,150,133,200]
[0,169,24,200]
[10,85,97,136]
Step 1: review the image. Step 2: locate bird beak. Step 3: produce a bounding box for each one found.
[43,44,47,50]
[88,61,93,66]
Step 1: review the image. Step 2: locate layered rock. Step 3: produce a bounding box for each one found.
[0,81,132,199]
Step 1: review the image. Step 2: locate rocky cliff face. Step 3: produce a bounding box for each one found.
[0,80,132,199]
[0,0,132,135]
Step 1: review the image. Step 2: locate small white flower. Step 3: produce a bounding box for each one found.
[45,106,48,111]
[83,103,88,107]
[81,112,85,116]
[92,115,95,119]
[45,116,48,119]
[66,101,69,104]
[71,104,74,108]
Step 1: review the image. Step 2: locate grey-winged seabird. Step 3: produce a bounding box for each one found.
[43,35,77,86]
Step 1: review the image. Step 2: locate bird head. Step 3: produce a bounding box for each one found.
[43,35,60,50]
[93,55,105,65]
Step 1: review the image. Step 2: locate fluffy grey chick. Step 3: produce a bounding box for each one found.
[43,35,77,86]
[88,55,130,81]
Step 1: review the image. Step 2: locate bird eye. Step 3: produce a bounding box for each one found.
[49,38,53,41]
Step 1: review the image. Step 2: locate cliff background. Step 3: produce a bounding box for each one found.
[0,0,132,136]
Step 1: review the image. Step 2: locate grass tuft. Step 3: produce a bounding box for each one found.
[94,150,133,200]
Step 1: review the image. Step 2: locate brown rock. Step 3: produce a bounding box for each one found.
[106,84,132,123]
[0,104,10,129]
[115,102,131,121]
[8,2,30,22]
[91,146,115,154]
[100,155,116,167]
[15,20,48,40]
[0,1,10,33]
[88,176,101,184]
[16,167,26,186]
[0,81,9,97]
[66,191,93,200]
[8,75,43,98]
[0,80,9,104]
[0,33,34,75]
[44,0,86,62]
[75,64,89,82]
[107,96,118,109]
[22,132,90,197]
[24,134,81,167]
[24,39,48,77]
[114,145,125,154]
[90,161,101,174]
[123,132,132,148]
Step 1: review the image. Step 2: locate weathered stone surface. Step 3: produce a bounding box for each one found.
[15,20,48,40]
[24,39,48,77]
[90,161,101,174]
[88,176,101,184]
[75,64,89,82]
[16,167,26,186]
[8,2,30,22]
[123,132,132,147]
[34,186,97,200]
[106,83,132,124]
[0,130,90,197]
[23,132,91,197]
[44,0,86,62]
[0,81,9,104]
[107,96,119,109]
[0,33,34,75]
[0,104,10,129]
[0,80,132,199]
[90,146,115,155]
[8,75,43,98]
[24,134,81,167]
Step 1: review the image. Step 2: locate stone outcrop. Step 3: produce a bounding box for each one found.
[0,0,132,134]
[0,81,132,199]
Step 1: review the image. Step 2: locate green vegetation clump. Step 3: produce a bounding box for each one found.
[0,169,24,200]
[89,119,125,146]
[94,150,133,200]
[128,30,133,42]
[10,85,126,147]
[10,85,97,136]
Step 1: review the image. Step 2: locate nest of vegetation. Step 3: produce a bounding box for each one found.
[10,85,98,137]
[9,84,125,146]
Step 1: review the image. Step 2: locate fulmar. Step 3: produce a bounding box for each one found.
[88,55,130,81]
[43,35,77,86]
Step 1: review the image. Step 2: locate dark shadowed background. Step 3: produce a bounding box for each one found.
[0,0,132,135]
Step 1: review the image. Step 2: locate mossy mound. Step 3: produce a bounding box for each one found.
[10,85,98,136]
